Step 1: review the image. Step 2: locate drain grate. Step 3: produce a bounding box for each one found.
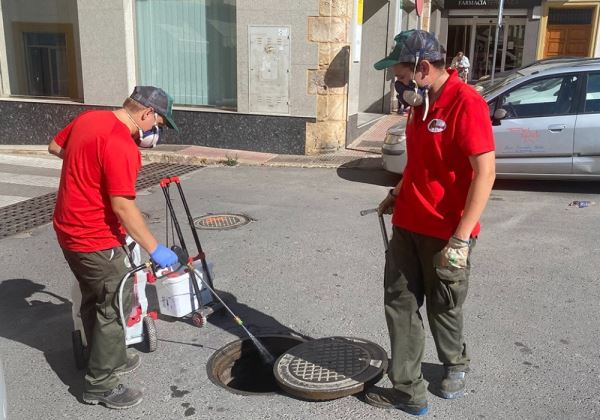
[274,336,388,401]
[0,163,201,239]
[193,214,250,230]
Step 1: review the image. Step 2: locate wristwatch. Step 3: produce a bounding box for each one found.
[389,189,397,198]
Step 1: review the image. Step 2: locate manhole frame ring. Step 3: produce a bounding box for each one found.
[193,213,252,231]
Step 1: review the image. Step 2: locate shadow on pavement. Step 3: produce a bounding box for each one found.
[422,362,445,398]
[0,279,83,399]
[336,158,401,187]
[205,290,312,341]
[494,179,600,194]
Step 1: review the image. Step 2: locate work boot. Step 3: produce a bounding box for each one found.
[115,353,141,377]
[440,368,467,399]
[82,384,143,409]
[364,386,428,416]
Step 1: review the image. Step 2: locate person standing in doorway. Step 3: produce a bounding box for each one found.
[49,86,180,409]
[366,30,496,416]
[451,51,471,82]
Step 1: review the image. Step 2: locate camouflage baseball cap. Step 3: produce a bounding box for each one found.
[129,86,178,131]
[374,30,446,70]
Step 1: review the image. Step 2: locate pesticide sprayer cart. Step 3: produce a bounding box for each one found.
[70,176,221,369]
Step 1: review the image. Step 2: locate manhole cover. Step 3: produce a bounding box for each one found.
[274,336,388,401]
[194,214,250,230]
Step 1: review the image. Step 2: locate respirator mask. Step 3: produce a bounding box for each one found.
[126,111,163,148]
[401,52,431,121]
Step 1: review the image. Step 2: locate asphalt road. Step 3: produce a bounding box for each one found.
[1,164,599,419]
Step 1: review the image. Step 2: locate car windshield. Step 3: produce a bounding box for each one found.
[476,71,525,96]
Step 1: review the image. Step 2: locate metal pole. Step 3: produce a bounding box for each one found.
[491,0,505,83]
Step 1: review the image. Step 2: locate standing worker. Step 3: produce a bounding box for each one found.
[366,30,496,416]
[49,86,180,409]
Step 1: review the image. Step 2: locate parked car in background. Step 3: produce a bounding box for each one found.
[381,123,406,174]
[382,59,600,179]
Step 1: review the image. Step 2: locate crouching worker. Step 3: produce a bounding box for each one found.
[49,86,180,409]
[366,30,496,416]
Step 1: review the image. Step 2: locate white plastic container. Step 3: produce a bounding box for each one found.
[155,261,213,318]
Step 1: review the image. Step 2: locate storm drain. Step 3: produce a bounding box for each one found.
[0,163,201,239]
[273,336,388,401]
[193,214,250,230]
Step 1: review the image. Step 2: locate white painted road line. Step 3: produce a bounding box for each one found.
[0,195,29,207]
[0,154,63,170]
[0,172,59,188]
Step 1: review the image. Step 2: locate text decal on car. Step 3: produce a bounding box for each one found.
[427,119,447,133]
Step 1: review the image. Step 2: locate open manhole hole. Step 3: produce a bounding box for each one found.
[207,335,387,400]
[194,214,250,230]
[207,335,306,395]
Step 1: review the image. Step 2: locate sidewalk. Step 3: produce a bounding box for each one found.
[0,115,403,169]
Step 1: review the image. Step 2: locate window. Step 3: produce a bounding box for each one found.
[584,73,600,113]
[135,0,237,109]
[0,0,81,99]
[498,75,579,118]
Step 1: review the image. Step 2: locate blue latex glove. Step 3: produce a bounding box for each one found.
[150,244,178,268]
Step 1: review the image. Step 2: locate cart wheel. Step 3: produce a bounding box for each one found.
[191,312,207,328]
[143,316,158,353]
[72,330,87,370]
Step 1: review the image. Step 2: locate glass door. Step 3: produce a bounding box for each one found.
[472,23,503,80]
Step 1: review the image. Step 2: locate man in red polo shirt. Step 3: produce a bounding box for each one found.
[49,86,179,409]
[366,30,496,416]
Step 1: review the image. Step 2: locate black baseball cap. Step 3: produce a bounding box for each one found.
[129,86,178,131]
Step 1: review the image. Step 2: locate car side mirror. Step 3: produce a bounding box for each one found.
[492,108,507,125]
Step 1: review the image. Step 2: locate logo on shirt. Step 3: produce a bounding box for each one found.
[427,119,447,133]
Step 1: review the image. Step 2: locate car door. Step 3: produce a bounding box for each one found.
[573,72,600,174]
[491,74,580,174]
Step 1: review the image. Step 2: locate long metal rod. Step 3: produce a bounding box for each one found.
[379,214,389,251]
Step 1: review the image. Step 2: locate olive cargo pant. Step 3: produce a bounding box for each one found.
[384,226,474,404]
[63,246,132,393]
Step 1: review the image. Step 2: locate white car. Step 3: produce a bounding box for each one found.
[381,122,407,174]
[382,58,600,179]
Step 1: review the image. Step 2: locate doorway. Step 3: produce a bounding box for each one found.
[447,17,526,81]
[544,8,594,57]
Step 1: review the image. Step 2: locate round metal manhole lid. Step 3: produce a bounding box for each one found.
[193,214,250,230]
[273,336,388,401]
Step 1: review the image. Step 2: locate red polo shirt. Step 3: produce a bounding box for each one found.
[53,110,141,252]
[392,70,495,240]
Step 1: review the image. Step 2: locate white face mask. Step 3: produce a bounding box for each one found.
[126,111,162,148]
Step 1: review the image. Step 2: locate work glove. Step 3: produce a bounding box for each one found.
[150,244,179,268]
[378,189,396,216]
[437,236,470,270]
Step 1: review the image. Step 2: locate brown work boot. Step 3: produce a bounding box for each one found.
[440,369,467,399]
[115,353,141,377]
[364,386,428,416]
[82,384,143,409]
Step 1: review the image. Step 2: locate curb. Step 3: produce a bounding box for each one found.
[0,145,381,170]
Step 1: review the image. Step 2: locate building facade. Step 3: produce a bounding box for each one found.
[0,0,597,155]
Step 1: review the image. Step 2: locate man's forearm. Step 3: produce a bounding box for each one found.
[48,139,64,159]
[454,153,496,240]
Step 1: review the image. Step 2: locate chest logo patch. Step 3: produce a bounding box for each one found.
[428,119,447,133]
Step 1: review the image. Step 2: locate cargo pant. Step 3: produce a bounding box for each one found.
[384,226,474,404]
[63,246,132,393]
